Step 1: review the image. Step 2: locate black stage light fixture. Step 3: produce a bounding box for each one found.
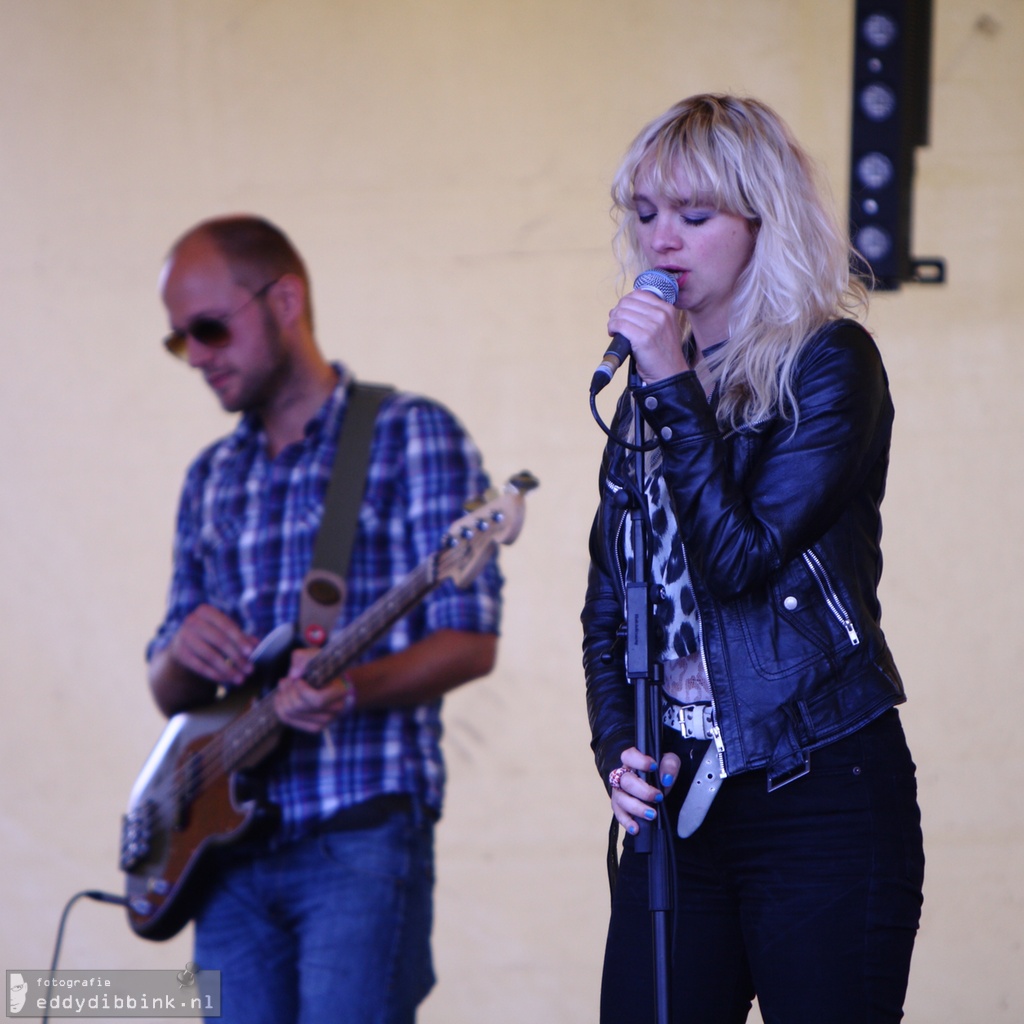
[848,0,945,289]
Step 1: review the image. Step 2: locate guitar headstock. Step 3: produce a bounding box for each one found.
[437,471,539,588]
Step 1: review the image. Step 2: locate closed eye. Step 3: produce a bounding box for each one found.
[637,211,710,227]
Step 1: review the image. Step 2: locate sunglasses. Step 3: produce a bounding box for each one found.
[163,278,280,359]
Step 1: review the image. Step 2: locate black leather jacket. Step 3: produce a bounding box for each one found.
[582,319,905,790]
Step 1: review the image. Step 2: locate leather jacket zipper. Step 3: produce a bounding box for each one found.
[610,487,629,596]
[802,548,860,647]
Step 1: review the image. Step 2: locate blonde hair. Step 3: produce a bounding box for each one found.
[612,94,868,430]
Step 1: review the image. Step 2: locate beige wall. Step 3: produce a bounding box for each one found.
[2,1,1022,1021]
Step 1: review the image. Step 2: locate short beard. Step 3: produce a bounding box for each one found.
[223,305,290,416]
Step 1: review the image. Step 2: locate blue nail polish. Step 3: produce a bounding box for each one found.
[662,773,675,787]
[648,761,658,772]
[644,809,656,820]
[654,791,664,803]
[627,823,638,835]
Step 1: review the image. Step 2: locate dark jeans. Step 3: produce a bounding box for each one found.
[194,799,436,1024]
[600,709,925,1024]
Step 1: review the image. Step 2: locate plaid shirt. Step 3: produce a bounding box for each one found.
[148,364,503,835]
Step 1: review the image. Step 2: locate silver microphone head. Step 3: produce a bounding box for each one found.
[633,269,679,304]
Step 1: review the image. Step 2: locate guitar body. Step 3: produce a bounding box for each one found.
[120,681,282,940]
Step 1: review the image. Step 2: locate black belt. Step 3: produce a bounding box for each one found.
[318,794,415,833]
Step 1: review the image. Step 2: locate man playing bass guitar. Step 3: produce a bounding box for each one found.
[144,215,504,1024]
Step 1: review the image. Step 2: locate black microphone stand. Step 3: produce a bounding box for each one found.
[618,360,674,1024]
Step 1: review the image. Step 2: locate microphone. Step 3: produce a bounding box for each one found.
[590,270,679,394]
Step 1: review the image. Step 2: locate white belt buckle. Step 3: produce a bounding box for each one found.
[663,702,714,741]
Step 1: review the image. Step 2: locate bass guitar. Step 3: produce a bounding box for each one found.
[119,471,537,940]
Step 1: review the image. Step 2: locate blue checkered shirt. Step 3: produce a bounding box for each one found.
[147,365,503,835]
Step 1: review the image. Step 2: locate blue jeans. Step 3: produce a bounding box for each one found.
[194,800,436,1024]
[600,710,925,1024]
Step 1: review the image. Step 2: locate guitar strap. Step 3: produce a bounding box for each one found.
[298,381,394,646]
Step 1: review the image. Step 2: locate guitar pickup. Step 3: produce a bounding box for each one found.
[173,753,203,830]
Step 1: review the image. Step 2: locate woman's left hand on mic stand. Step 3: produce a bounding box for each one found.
[609,746,682,836]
